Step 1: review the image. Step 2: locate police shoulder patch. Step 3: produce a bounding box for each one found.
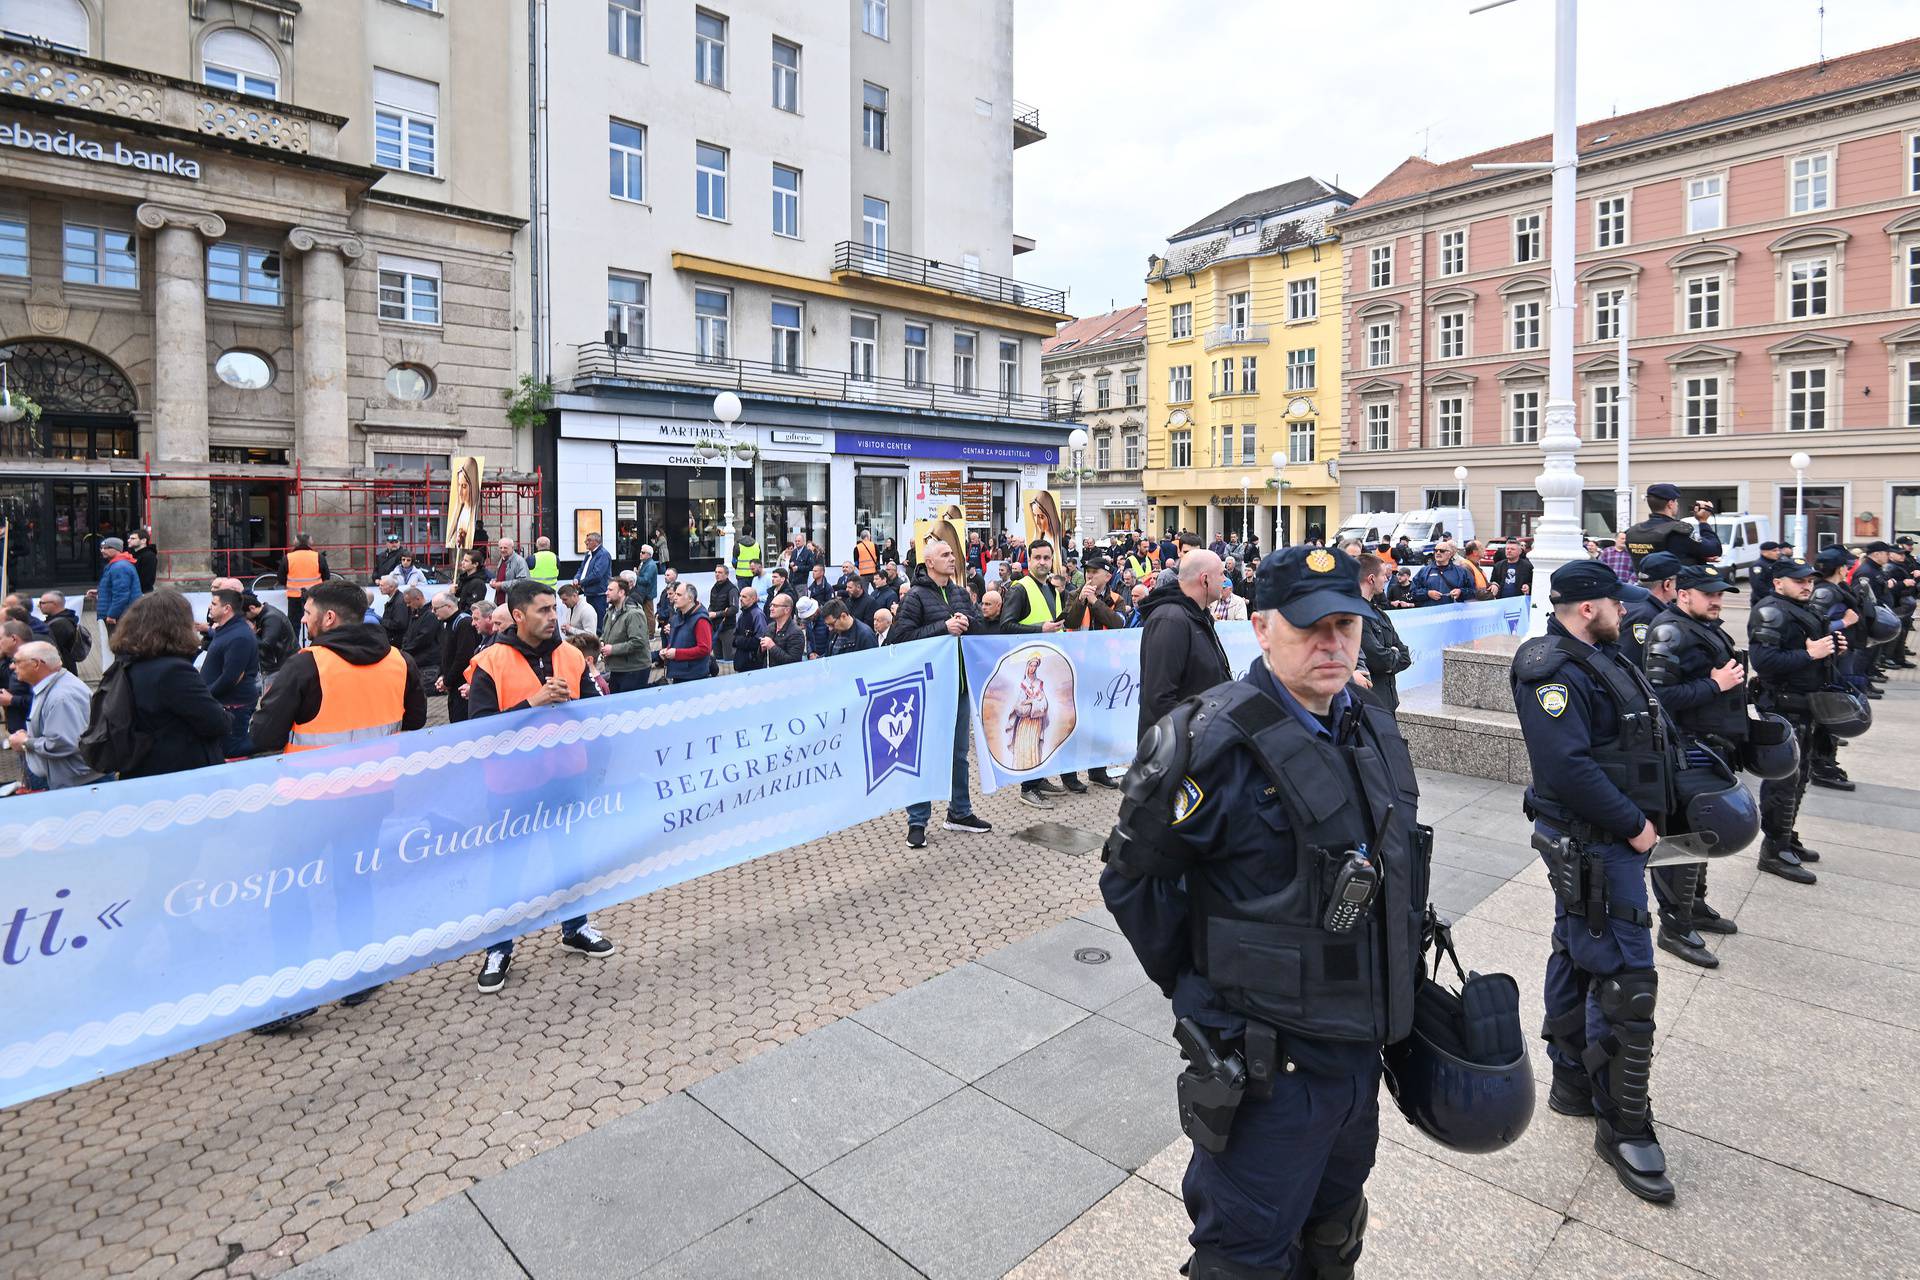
[1170,776,1205,825]
[1536,683,1570,717]
[1633,623,1649,644]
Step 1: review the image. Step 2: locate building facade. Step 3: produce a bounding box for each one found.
[1141,177,1352,548]
[529,0,1073,571]
[1042,304,1147,536]
[0,0,526,588]
[1333,38,1920,552]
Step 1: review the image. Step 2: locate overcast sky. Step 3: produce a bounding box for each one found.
[1013,0,1916,316]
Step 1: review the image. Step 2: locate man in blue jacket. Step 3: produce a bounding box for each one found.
[93,536,142,631]
[1409,542,1475,606]
[634,544,660,637]
[201,587,261,756]
[576,531,613,626]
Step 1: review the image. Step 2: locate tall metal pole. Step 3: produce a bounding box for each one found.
[1525,0,1584,631]
[1614,287,1632,537]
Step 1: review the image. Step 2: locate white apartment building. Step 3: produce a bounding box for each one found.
[528,0,1074,569]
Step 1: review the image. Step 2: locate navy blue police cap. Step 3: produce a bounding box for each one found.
[1675,563,1738,594]
[1647,483,1682,502]
[1636,551,1684,583]
[1253,545,1368,626]
[1815,546,1855,572]
[1549,559,1636,604]
[1772,558,1817,581]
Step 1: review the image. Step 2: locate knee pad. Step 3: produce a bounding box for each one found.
[1300,1192,1368,1280]
[1596,969,1658,1029]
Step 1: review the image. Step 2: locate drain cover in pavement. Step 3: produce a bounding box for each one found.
[1012,822,1107,857]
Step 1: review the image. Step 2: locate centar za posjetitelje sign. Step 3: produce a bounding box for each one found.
[0,122,201,179]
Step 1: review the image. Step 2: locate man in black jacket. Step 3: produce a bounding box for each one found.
[1135,548,1232,742]
[396,587,442,690]
[888,536,993,848]
[35,590,84,671]
[246,594,297,681]
[1355,553,1413,712]
[709,564,739,665]
[760,592,807,667]
[432,591,482,721]
[732,586,768,672]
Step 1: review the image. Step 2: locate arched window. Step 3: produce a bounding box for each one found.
[202,28,280,99]
[0,0,90,54]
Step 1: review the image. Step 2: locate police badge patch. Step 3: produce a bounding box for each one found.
[1306,549,1338,574]
[1633,623,1649,646]
[1171,776,1205,824]
[1536,683,1570,717]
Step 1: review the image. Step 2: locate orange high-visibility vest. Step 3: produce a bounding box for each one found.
[285,548,322,595]
[286,646,409,752]
[855,540,880,576]
[470,639,587,710]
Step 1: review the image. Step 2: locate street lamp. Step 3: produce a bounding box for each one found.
[1268,451,1290,546]
[1068,427,1089,551]
[713,390,742,566]
[1453,465,1469,529]
[1791,450,1812,559]
[1240,474,1251,548]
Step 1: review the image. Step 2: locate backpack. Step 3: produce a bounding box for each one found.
[78,661,152,776]
[64,617,94,664]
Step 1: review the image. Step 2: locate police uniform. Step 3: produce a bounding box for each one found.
[1747,544,1784,600]
[1747,557,1827,884]
[1640,564,1747,966]
[1808,549,1862,790]
[1622,482,1721,570]
[1510,560,1677,1204]
[1102,546,1428,1279]
[1614,551,1675,669]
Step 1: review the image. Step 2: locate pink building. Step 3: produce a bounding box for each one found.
[1333,38,1920,552]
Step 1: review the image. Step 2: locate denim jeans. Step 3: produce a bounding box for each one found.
[488,915,588,959]
[906,698,973,826]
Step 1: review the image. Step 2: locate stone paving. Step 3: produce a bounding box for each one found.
[5,673,1918,1277]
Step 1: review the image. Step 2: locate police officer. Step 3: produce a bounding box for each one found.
[1622,483,1721,570]
[1103,545,1427,1278]
[1641,564,1746,967]
[1615,551,1674,668]
[1747,557,1832,885]
[1510,560,1676,1204]
[1809,548,1865,791]
[1887,540,1919,669]
[1748,542,1785,600]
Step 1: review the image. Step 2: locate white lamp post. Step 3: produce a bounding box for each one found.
[1453,465,1470,532]
[1790,450,1812,559]
[1068,427,1089,551]
[1240,474,1251,547]
[713,390,742,566]
[1270,451,1289,547]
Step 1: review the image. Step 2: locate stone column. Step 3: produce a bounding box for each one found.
[284,227,365,561]
[135,202,226,582]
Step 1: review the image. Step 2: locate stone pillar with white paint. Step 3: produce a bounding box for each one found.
[285,226,365,564]
[135,202,225,582]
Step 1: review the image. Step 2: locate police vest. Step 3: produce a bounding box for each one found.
[1010,576,1062,626]
[855,541,880,576]
[734,542,761,576]
[286,646,409,752]
[471,638,586,709]
[1749,596,1828,698]
[1617,597,1662,668]
[1622,516,1697,568]
[284,549,322,595]
[529,551,561,587]
[1182,682,1426,1046]
[1512,634,1673,826]
[1645,609,1748,744]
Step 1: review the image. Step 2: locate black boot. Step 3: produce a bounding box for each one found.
[1549,1063,1594,1117]
[1786,831,1821,863]
[1595,1114,1676,1205]
[1690,900,1737,935]
[1810,765,1855,792]
[1758,836,1817,884]
[1657,921,1719,968]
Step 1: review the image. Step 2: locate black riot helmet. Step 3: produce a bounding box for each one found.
[1383,917,1535,1155]
[1870,604,1901,644]
[1740,713,1801,781]
[1809,686,1872,738]
[1659,757,1760,861]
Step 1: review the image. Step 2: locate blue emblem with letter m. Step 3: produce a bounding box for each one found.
[857,664,933,793]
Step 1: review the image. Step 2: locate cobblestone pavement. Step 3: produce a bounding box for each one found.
[0,738,1119,1279]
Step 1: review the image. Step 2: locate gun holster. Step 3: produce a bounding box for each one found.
[1174,1017,1248,1154]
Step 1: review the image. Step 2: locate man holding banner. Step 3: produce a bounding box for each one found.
[1000,538,1085,807]
[891,536,993,849]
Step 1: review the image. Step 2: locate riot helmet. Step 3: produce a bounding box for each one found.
[1870,605,1901,644]
[1660,759,1760,861]
[1739,713,1800,781]
[1809,686,1872,738]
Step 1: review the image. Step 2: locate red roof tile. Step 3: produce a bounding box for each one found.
[1043,304,1147,357]
[1349,36,1920,212]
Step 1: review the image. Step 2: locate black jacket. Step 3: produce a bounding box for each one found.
[469,629,602,717]
[439,614,480,692]
[1359,602,1414,712]
[887,569,982,644]
[251,604,296,674]
[251,623,428,753]
[119,654,231,777]
[708,577,739,632]
[1135,581,1233,740]
[44,610,82,671]
[132,544,159,593]
[399,606,442,671]
[765,619,807,666]
[455,569,492,612]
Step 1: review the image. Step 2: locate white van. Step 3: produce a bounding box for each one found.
[1392,508,1477,555]
[1335,512,1402,546]
[1708,512,1774,573]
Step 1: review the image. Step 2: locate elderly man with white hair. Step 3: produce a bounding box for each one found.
[6,641,103,789]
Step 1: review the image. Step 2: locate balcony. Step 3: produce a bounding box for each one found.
[831,242,1069,315]
[572,340,1077,423]
[1012,99,1046,148]
[1203,324,1270,351]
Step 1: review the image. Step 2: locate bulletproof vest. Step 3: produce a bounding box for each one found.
[1645,608,1748,742]
[1809,580,1857,641]
[1623,516,1695,567]
[1750,596,1829,695]
[1183,682,1425,1047]
[1617,597,1662,668]
[1513,633,1673,823]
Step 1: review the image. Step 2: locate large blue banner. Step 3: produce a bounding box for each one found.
[960,599,1526,792]
[0,640,959,1109]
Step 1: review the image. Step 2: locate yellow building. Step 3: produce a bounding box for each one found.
[1143,178,1356,547]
